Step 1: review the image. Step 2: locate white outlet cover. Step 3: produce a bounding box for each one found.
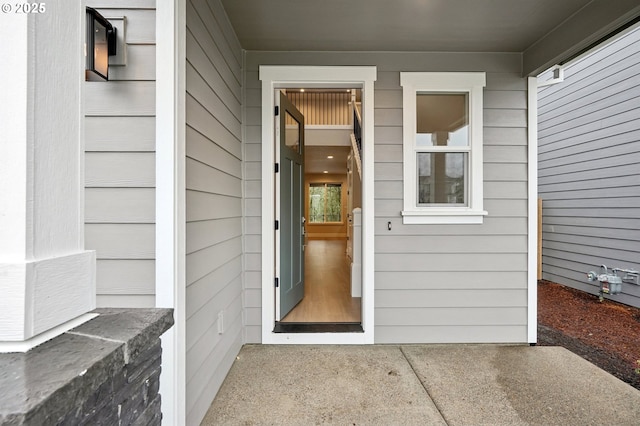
[217,311,224,334]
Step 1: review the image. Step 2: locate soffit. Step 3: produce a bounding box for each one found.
[220,0,592,52]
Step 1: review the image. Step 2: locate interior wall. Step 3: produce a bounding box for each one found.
[287,91,351,125]
[351,153,362,210]
[305,173,349,240]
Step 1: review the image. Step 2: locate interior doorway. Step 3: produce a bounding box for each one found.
[276,88,363,331]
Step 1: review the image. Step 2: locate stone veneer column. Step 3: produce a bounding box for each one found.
[0,309,174,424]
[0,1,96,342]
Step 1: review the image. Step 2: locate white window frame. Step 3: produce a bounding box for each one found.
[400,72,487,224]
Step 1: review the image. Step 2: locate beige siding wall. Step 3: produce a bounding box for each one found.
[85,1,157,308]
[185,0,244,424]
[244,51,530,343]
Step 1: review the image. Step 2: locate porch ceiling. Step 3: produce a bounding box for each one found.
[220,0,640,76]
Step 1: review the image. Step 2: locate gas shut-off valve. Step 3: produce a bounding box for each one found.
[587,265,639,302]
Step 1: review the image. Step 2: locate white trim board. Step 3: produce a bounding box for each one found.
[156,0,186,424]
[0,313,98,353]
[259,66,376,344]
[527,77,538,344]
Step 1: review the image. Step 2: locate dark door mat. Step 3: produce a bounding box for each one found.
[273,322,364,333]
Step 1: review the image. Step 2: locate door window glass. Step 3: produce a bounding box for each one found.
[285,111,300,153]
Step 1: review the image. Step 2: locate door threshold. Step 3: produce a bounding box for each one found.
[273,322,363,333]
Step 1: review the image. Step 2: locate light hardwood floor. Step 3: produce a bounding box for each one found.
[281,239,361,323]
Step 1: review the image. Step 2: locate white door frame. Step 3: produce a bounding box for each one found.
[260,66,376,344]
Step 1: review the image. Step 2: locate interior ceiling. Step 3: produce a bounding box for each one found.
[221,0,592,52]
[305,146,351,175]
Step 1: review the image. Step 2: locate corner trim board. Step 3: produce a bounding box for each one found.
[156,0,186,423]
[527,77,538,344]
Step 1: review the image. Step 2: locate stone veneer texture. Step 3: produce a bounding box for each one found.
[0,308,174,425]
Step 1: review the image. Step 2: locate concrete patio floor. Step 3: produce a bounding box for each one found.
[202,344,640,425]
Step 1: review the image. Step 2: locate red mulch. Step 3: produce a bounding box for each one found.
[537,280,640,390]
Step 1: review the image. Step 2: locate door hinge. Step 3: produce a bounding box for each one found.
[274,106,279,116]
[275,220,279,230]
[275,277,279,288]
[275,163,279,173]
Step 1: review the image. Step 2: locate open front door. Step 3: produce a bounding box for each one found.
[277,92,305,320]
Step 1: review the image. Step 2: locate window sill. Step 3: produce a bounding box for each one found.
[401,209,488,224]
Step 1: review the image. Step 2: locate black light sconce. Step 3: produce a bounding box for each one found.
[86,7,117,81]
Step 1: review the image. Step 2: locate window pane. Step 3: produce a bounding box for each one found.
[309,184,325,223]
[309,183,342,223]
[416,93,468,147]
[417,152,466,205]
[325,184,342,222]
[285,111,300,153]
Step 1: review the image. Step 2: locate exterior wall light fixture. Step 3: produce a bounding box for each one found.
[86,7,117,81]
